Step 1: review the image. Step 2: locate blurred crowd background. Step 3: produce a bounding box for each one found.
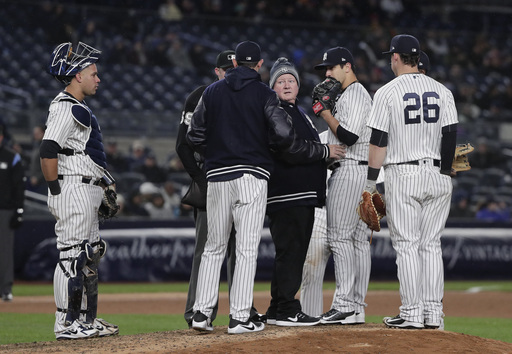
[1,0,512,222]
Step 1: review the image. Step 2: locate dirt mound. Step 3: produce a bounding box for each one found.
[2,324,512,353]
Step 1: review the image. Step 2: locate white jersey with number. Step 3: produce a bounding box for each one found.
[367,73,458,164]
[327,82,372,162]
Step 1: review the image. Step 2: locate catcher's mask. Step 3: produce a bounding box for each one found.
[47,41,101,85]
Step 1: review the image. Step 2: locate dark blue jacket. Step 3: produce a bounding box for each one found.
[267,102,327,213]
[187,66,294,181]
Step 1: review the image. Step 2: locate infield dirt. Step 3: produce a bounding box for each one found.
[1,290,512,353]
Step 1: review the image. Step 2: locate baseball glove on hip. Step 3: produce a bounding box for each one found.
[311,77,342,116]
[357,191,386,232]
[98,186,120,221]
[452,143,474,172]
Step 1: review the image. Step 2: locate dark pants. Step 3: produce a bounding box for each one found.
[0,210,14,295]
[267,206,315,318]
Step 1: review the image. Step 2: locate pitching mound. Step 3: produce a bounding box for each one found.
[2,324,512,353]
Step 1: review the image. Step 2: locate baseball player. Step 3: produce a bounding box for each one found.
[187,41,335,334]
[366,34,457,329]
[176,49,262,327]
[418,51,430,75]
[41,41,119,339]
[265,58,344,327]
[300,131,330,317]
[311,47,372,325]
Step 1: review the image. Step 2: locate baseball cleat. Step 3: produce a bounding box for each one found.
[55,320,99,340]
[250,312,267,324]
[92,318,119,337]
[340,311,365,325]
[425,318,444,330]
[192,311,213,332]
[227,318,265,334]
[276,311,321,327]
[320,309,355,324]
[384,315,424,329]
[1,293,13,302]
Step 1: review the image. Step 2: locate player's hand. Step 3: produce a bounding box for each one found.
[311,78,342,116]
[327,144,346,159]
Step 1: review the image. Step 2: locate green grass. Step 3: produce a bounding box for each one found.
[2,281,512,345]
[10,280,512,296]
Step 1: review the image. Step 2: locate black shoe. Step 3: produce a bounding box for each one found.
[276,311,321,327]
[384,315,424,329]
[320,309,355,324]
[192,311,213,331]
[250,312,267,323]
[228,318,265,334]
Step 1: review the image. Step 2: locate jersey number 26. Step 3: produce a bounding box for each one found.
[403,92,439,124]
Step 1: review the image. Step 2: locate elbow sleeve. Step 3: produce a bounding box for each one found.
[39,140,61,159]
[336,125,359,146]
[369,129,388,147]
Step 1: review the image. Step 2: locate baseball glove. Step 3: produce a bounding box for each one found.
[357,191,385,232]
[452,143,474,172]
[311,77,342,116]
[98,186,120,221]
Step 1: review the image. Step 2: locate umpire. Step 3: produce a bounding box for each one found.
[0,125,25,302]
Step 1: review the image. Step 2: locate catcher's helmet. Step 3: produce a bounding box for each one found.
[47,41,101,84]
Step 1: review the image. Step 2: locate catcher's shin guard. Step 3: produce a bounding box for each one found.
[60,246,91,326]
[83,239,106,323]
[84,251,100,323]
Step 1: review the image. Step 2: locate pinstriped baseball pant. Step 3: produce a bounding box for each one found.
[193,174,267,322]
[326,162,371,314]
[47,181,103,333]
[385,162,452,324]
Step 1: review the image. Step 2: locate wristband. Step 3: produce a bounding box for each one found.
[367,167,380,181]
[48,179,61,196]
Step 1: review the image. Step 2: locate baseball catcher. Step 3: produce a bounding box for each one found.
[311,77,342,116]
[452,143,474,172]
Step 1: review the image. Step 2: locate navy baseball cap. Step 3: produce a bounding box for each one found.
[235,41,261,62]
[314,47,354,70]
[216,50,235,69]
[418,51,430,73]
[383,34,420,55]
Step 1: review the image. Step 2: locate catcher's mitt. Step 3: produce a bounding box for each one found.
[357,190,385,232]
[311,77,342,116]
[98,186,120,221]
[452,143,474,172]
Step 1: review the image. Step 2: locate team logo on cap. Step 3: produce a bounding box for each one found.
[323,52,328,61]
[412,48,417,52]
[227,54,235,60]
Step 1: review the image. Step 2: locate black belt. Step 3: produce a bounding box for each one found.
[397,159,440,167]
[58,175,102,186]
[329,161,368,170]
[58,148,87,156]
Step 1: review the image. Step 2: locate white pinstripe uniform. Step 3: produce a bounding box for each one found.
[367,73,458,325]
[194,174,267,320]
[44,92,104,333]
[300,132,331,317]
[325,82,372,317]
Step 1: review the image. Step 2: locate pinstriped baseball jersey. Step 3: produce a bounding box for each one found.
[44,92,104,178]
[327,82,372,161]
[367,73,458,164]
